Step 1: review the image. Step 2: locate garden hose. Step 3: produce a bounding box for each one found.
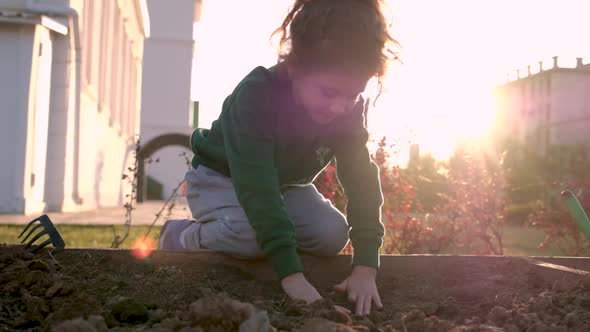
[561,190,590,242]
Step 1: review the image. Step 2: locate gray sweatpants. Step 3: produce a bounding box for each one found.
[179,165,349,258]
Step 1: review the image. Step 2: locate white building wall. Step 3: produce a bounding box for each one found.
[44,33,73,211]
[59,0,147,211]
[0,24,35,213]
[549,71,590,147]
[140,0,197,199]
[0,0,149,214]
[27,26,53,214]
[494,58,590,154]
[0,23,54,214]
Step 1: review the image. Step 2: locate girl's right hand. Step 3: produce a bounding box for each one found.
[281,272,322,303]
[281,273,352,315]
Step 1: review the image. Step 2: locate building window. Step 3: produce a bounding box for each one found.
[128,61,137,137]
[119,35,130,136]
[546,76,551,96]
[98,1,110,111]
[90,1,101,90]
[82,0,102,90]
[110,5,121,127]
[82,1,93,85]
[114,26,124,130]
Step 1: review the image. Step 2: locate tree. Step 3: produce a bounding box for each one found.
[406,153,449,212]
[428,145,507,255]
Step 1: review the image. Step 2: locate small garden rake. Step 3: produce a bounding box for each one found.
[561,190,590,242]
[17,214,66,253]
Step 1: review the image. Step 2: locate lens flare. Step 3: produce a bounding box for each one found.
[131,237,155,259]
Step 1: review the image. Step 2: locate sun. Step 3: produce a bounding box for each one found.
[367,71,497,162]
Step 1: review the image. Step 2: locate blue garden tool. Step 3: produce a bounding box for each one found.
[17,214,66,253]
[561,190,590,242]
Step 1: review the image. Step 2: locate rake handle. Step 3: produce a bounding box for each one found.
[561,190,590,242]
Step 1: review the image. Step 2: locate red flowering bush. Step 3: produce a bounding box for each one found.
[427,148,507,255]
[315,139,507,255]
[314,161,347,213]
[374,138,441,254]
[315,137,443,254]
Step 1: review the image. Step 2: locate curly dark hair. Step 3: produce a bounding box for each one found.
[273,0,400,86]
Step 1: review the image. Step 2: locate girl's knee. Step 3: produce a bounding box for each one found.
[325,222,350,256]
[231,242,265,259]
[195,220,264,259]
[307,214,349,256]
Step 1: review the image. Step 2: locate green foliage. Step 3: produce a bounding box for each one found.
[314,136,590,256]
[315,138,506,255]
[405,154,449,212]
[500,140,588,203]
[528,182,590,256]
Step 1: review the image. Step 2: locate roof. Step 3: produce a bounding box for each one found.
[497,58,590,89]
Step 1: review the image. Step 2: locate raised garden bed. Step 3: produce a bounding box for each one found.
[1,246,590,331]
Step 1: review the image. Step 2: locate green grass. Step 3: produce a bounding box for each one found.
[0,224,162,249]
[501,224,564,256]
[0,223,567,256]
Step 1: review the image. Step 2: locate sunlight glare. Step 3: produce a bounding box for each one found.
[131,237,155,260]
[191,0,590,162]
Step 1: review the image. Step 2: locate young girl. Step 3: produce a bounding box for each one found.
[159,0,398,316]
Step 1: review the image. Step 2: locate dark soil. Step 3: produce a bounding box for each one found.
[1,245,590,331]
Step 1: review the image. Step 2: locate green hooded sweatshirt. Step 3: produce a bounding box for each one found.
[190,65,384,279]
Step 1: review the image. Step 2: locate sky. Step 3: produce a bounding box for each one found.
[191,0,590,162]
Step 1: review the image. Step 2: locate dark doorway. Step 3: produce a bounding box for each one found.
[136,133,191,202]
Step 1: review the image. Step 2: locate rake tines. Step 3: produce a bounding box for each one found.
[18,215,65,253]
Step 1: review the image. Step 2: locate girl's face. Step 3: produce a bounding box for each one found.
[288,65,370,124]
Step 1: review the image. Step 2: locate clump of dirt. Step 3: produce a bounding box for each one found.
[1,246,590,331]
[109,297,149,325]
[53,315,108,332]
[295,318,357,332]
[181,294,274,331]
[282,298,352,325]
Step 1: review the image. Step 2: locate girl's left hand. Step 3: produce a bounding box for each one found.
[334,265,383,316]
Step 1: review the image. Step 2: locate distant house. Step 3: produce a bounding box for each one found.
[0,0,149,214]
[493,57,590,157]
